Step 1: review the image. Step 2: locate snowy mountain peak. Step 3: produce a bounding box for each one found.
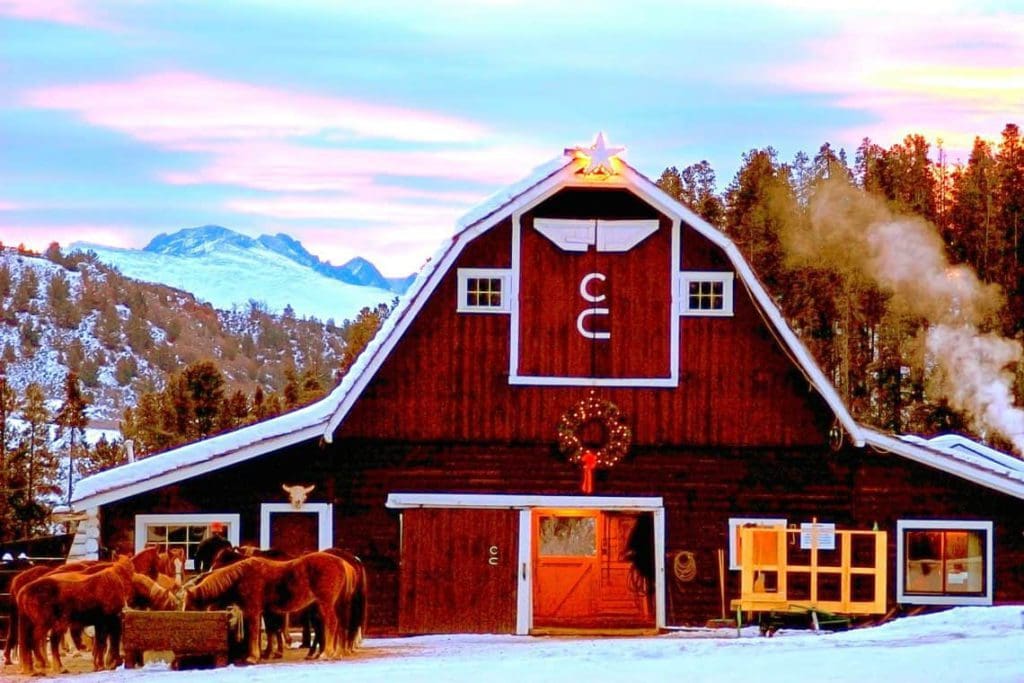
[144,225,259,256]
[69,225,412,322]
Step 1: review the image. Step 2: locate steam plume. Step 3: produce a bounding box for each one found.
[782,178,1024,455]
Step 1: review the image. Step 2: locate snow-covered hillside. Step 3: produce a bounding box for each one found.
[72,226,406,323]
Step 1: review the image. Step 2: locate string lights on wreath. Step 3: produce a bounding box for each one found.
[557,393,632,493]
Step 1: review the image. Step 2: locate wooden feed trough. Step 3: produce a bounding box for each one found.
[122,610,233,669]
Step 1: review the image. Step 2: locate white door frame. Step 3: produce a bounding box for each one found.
[259,502,333,551]
[386,493,665,634]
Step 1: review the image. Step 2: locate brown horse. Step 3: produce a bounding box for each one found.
[184,552,357,663]
[3,546,167,667]
[16,556,135,675]
[309,548,367,658]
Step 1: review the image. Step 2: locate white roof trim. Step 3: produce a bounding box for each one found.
[70,398,334,509]
[386,493,663,510]
[863,428,1024,501]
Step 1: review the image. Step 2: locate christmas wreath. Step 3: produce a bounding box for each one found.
[557,394,632,469]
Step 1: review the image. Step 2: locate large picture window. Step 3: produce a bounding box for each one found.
[897,520,993,606]
[135,513,240,571]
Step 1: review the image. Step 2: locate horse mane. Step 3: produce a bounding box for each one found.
[131,572,179,609]
[190,559,251,600]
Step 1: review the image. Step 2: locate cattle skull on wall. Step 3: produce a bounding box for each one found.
[282,483,316,510]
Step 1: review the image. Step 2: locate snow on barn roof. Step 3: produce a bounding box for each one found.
[70,138,1024,510]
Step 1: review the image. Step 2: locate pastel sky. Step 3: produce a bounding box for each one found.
[1,1,1021,275]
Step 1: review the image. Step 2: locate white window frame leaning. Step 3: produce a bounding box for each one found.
[728,517,787,571]
[896,519,993,606]
[679,271,735,317]
[134,513,241,571]
[457,268,512,314]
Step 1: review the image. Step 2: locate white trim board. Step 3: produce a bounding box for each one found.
[259,502,333,551]
[386,493,664,509]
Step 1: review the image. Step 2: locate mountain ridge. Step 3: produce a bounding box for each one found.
[71,225,415,323]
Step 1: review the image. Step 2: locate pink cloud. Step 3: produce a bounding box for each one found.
[0,201,23,211]
[767,8,1024,154]
[0,0,108,28]
[161,140,550,192]
[24,71,487,145]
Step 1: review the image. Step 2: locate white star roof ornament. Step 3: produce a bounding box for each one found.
[564,132,626,176]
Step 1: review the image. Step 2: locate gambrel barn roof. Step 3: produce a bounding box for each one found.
[71,147,1024,509]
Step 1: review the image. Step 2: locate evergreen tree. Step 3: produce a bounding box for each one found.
[80,434,126,477]
[184,360,225,438]
[20,382,57,537]
[995,123,1024,332]
[55,371,89,504]
[0,368,19,543]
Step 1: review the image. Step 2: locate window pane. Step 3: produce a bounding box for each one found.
[539,516,596,556]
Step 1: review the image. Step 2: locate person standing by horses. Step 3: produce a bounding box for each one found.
[194,522,231,573]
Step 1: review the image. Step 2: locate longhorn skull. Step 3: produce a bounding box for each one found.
[282,483,316,509]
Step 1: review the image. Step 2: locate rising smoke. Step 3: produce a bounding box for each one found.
[781,178,1024,455]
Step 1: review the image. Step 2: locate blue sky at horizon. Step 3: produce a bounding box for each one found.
[1,1,1022,275]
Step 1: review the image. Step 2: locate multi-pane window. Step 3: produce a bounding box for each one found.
[457,268,511,313]
[689,280,725,311]
[467,277,503,309]
[135,514,239,571]
[897,520,992,605]
[679,272,734,317]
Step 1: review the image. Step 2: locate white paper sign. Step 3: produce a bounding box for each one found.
[800,522,836,550]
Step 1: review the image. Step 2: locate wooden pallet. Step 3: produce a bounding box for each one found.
[122,610,232,669]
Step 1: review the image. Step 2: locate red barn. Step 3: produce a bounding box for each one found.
[69,135,1024,634]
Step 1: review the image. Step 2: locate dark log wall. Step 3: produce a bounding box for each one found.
[102,436,1024,631]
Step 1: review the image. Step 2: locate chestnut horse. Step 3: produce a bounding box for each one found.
[184,552,360,663]
[3,546,166,667]
[208,546,297,659]
[16,556,135,675]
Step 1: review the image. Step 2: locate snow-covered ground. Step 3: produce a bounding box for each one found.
[40,606,1024,682]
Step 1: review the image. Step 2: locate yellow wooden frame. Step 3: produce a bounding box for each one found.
[730,527,887,615]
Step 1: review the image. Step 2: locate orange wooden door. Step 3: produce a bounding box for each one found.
[399,508,518,634]
[268,511,320,557]
[533,510,654,630]
[533,510,600,627]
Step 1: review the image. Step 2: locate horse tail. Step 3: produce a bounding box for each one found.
[341,557,367,652]
[350,561,370,651]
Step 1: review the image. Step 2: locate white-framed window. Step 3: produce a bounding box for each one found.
[679,271,734,317]
[135,513,240,571]
[728,517,787,570]
[897,520,993,606]
[457,268,511,313]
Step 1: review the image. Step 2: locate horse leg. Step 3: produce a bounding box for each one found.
[17,614,35,675]
[92,622,108,671]
[106,617,124,669]
[304,607,323,659]
[319,600,340,659]
[244,610,261,664]
[3,602,17,665]
[49,629,67,674]
[260,612,283,660]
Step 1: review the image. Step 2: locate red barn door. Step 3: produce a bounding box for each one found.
[399,508,519,634]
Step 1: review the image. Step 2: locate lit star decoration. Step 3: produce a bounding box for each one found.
[564,132,625,176]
